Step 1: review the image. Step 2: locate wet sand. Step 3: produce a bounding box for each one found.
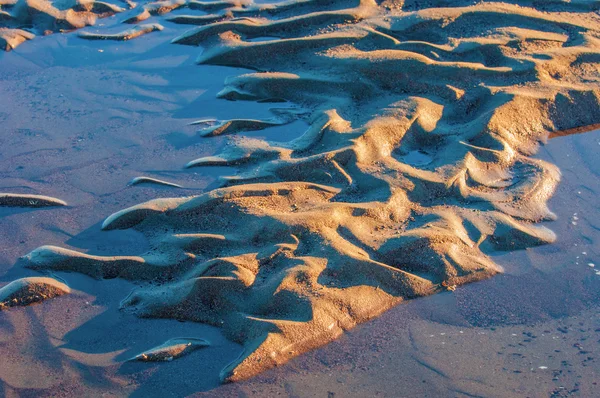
[1,0,600,395]
[0,16,277,395]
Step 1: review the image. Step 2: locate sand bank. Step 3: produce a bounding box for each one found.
[0,277,70,309]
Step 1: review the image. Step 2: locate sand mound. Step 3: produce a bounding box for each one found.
[78,22,163,40]
[24,245,150,279]
[0,0,126,49]
[129,176,183,188]
[0,277,70,309]
[0,27,34,50]
[128,337,210,362]
[18,0,600,382]
[0,193,66,207]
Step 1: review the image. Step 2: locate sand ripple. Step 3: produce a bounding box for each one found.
[0,0,126,49]
[0,193,66,207]
[0,277,70,309]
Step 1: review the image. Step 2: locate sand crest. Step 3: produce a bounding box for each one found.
[0,0,126,49]
[78,22,163,40]
[0,27,34,50]
[12,0,600,383]
[0,193,66,207]
[129,176,183,188]
[0,277,70,309]
[128,337,210,362]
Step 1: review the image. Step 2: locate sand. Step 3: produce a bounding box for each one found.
[0,0,126,50]
[1,0,600,388]
[0,193,66,207]
[0,27,34,51]
[214,127,600,397]
[129,176,184,188]
[78,23,164,40]
[128,337,210,362]
[0,276,70,309]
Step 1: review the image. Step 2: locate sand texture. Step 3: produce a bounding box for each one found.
[128,337,210,362]
[7,0,600,383]
[0,277,70,309]
[129,176,183,188]
[0,27,34,50]
[0,0,127,49]
[78,22,163,40]
[0,193,67,207]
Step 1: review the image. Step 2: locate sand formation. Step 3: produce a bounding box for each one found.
[0,193,67,207]
[0,277,70,309]
[129,176,183,188]
[0,27,34,50]
[7,0,600,382]
[77,22,163,40]
[128,337,210,362]
[0,0,250,50]
[0,0,127,49]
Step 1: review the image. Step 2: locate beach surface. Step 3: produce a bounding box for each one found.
[0,0,599,395]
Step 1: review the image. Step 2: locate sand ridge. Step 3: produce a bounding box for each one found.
[77,22,163,40]
[0,27,34,50]
[5,0,600,383]
[129,176,184,188]
[0,193,67,207]
[128,337,210,362]
[0,276,70,309]
[0,0,127,50]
